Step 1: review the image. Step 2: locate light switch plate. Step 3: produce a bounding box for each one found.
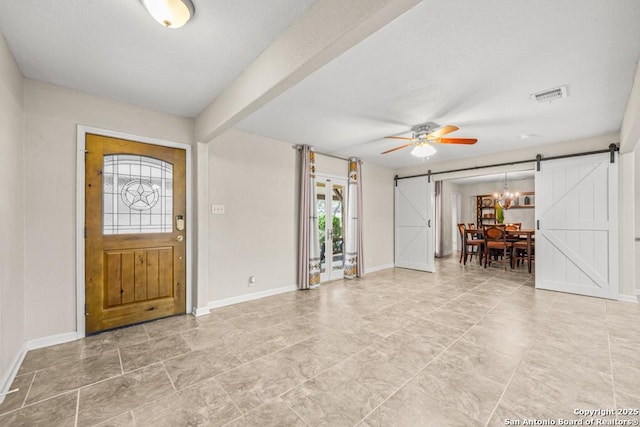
[211,204,225,215]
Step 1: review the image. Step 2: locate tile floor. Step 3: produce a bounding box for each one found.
[1,256,639,426]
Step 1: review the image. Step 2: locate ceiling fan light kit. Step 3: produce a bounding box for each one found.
[141,0,195,28]
[411,143,437,158]
[382,122,478,156]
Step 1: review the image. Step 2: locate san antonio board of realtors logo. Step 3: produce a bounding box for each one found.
[121,180,160,211]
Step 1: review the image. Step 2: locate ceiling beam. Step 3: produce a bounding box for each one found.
[621,61,640,153]
[194,0,421,143]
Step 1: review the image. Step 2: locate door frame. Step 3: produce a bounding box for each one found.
[315,173,349,283]
[76,125,193,337]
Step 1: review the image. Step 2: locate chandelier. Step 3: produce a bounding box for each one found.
[493,172,519,208]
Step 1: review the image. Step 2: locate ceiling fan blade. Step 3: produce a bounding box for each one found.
[381,143,412,154]
[436,138,478,145]
[384,136,414,141]
[426,125,459,139]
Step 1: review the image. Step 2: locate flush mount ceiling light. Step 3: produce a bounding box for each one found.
[411,143,437,158]
[141,0,195,28]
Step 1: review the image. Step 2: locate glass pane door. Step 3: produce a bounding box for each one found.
[316,177,347,283]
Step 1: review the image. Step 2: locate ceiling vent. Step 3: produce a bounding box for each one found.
[530,85,568,103]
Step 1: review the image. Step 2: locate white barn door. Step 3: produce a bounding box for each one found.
[535,153,618,298]
[395,177,435,272]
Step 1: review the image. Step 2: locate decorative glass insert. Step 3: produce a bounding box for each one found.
[103,154,173,234]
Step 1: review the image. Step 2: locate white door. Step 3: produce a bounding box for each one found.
[535,153,618,298]
[316,177,347,282]
[395,176,435,272]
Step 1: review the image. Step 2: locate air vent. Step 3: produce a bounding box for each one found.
[530,86,568,103]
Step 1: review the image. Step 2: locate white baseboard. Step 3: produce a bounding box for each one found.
[0,343,27,405]
[365,263,395,274]
[25,331,82,351]
[636,289,640,296]
[1,331,83,404]
[208,284,298,310]
[193,306,211,317]
[617,294,639,303]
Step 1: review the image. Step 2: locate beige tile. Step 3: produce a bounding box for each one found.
[0,391,78,427]
[26,350,121,404]
[77,364,174,426]
[94,411,135,427]
[229,320,321,363]
[0,372,34,415]
[437,340,520,385]
[612,362,640,400]
[407,358,505,423]
[132,377,242,427]
[120,334,190,372]
[360,384,483,427]
[179,320,243,353]
[19,340,97,374]
[197,305,246,324]
[215,353,307,413]
[228,307,300,333]
[423,306,479,331]
[283,369,384,426]
[500,359,615,420]
[143,314,201,338]
[334,331,445,398]
[396,318,466,347]
[269,329,378,382]
[226,399,306,427]
[163,350,242,390]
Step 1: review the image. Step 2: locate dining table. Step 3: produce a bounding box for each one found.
[470,228,535,272]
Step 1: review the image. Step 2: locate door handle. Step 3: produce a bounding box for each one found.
[428,219,431,227]
[536,220,540,230]
[176,235,184,242]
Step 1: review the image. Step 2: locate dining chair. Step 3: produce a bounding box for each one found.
[467,223,476,230]
[482,224,513,269]
[512,239,535,273]
[458,224,483,265]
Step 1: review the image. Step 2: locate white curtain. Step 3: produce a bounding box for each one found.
[344,158,363,279]
[297,146,321,289]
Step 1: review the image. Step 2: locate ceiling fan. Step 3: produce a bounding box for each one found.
[382,122,477,156]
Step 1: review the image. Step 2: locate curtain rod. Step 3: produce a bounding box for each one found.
[394,143,619,182]
[293,145,351,161]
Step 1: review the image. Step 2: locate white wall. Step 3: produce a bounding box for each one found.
[361,161,395,271]
[208,130,298,301]
[22,79,194,340]
[206,129,395,303]
[439,181,462,256]
[0,34,26,393]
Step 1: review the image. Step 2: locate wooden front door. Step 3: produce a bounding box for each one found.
[85,134,187,333]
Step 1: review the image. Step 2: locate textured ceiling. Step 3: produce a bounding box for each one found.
[236,0,640,168]
[1,0,639,169]
[0,0,315,117]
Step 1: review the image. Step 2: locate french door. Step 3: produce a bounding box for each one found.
[535,153,618,299]
[316,176,347,282]
[395,176,435,272]
[85,134,187,333]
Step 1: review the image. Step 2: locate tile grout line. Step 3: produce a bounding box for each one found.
[354,282,525,425]
[117,349,124,375]
[160,361,178,392]
[484,293,559,426]
[20,371,37,409]
[74,389,80,427]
